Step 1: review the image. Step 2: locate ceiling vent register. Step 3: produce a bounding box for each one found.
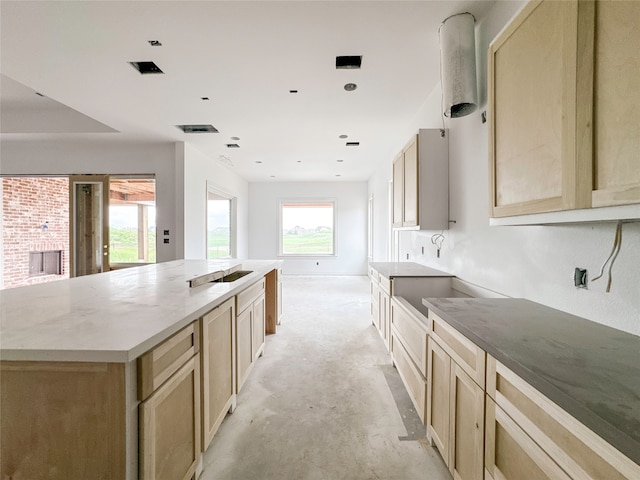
[177,124,219,133]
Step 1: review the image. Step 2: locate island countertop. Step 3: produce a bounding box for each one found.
[422,297,640,467]
[0,259,282,363]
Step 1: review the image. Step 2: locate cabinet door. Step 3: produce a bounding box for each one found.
[236,307,253,392]
[489,0,591,216]
[380,290,390,350]
[370,280,380,329]
[427,337,451,461]
[252,294,266,361]
[592,0,640,207]
[392,153,404,227]
[139,354,201,480]
[449,362,484,480]
[485,396,571,480]
[201,298,235,450]
[403,137,418,226]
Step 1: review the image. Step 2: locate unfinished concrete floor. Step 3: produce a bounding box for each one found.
[201,275,451,480]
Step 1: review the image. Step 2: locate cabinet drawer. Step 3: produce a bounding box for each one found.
[390,297,428,377]
[391,332,427,423]
[237,278,265,313]
[379,275,391,295]
[485,396,570,480]
[429,312,485,389]
[138,321,199,401]
[487,355,640,480]
[369,266,379,282]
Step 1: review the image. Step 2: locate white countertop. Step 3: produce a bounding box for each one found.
[0,259,282,363]
[369,262,453,279]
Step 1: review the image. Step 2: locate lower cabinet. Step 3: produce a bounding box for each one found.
[236,278,266,392]
[427,324,484,480]
[485,396,571,480]
[486,355,640,480]
[201,297,236,451]
[138,321,201,480]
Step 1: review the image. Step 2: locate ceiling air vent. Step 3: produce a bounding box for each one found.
[226,144,240,148]
[177,124,219,133]
[346,142,360,147]
[129,61,164,75]
[336,56,362,69]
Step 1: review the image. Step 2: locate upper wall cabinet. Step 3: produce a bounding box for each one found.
[392,129,449,230]
[489,0,640,218]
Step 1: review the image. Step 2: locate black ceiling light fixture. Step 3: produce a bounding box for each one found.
[176,124,218,133]
[336,55,362,69]
[129,61,164,75]
[148,40,162,47]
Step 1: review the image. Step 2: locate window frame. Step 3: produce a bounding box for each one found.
[278,198,337,257]
[206,183,237,260]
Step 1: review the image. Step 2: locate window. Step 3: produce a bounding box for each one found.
[109,178,156,264]
[279,201,335,256]
[207,185,236,259]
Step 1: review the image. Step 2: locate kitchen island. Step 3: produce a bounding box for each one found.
[0,259,283,480]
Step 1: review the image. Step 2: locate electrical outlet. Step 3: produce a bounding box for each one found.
[574,268,588,288]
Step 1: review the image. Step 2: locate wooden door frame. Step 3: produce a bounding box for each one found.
[69,175,110,277]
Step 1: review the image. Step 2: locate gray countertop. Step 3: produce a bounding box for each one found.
[369,262,453,279]
[422,297,640,466]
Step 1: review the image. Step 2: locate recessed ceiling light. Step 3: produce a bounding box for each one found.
[337,159,344,163]
[289,90,298,94]
[176,124,218,133]
[255,161,263,164]
[270,175,276,178]
[336,56,362,69]
[346,141,360,147]
[339,134,348,139]
[226,144,240,148]
[201,97,210,101]
[297,161,302,163]
[148,40,162,46]
[129,61,164,75]
[344,83,357,91]
[231,136,240,141]
[336,174,342,177]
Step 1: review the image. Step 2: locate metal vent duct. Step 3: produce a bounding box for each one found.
[439,13,477,118]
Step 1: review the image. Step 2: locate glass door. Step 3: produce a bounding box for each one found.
[70,175,109,277]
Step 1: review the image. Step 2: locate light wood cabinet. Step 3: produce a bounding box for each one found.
[392,129,449,230]
[489,0,640,218]
[485,396,571,480]
[390,297,429,423]
[427,311,485,480]
[138,321,201,480]
[592,0,640,207]
[236,278,266,392]
[0,361,126,479]
[265,268,282,333]
[201,297,236,451]
[486,355,640,480]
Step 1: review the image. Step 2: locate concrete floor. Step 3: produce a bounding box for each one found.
[201,275,451,480]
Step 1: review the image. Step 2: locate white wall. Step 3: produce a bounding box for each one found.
[248,182,368,275]
[369,0,640,336]
[181,143,249,259]
[0,139,180,263]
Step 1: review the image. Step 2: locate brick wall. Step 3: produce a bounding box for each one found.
[2,177,70,289]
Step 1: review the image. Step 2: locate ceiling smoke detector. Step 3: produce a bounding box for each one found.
[336,56,362,69]
[129,61,164,75]
[176,124,218,133]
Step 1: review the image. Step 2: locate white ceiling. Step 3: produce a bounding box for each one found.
[0,0,494,182]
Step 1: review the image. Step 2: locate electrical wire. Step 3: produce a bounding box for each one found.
[431,231,445,258]
[591,221,623,293]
